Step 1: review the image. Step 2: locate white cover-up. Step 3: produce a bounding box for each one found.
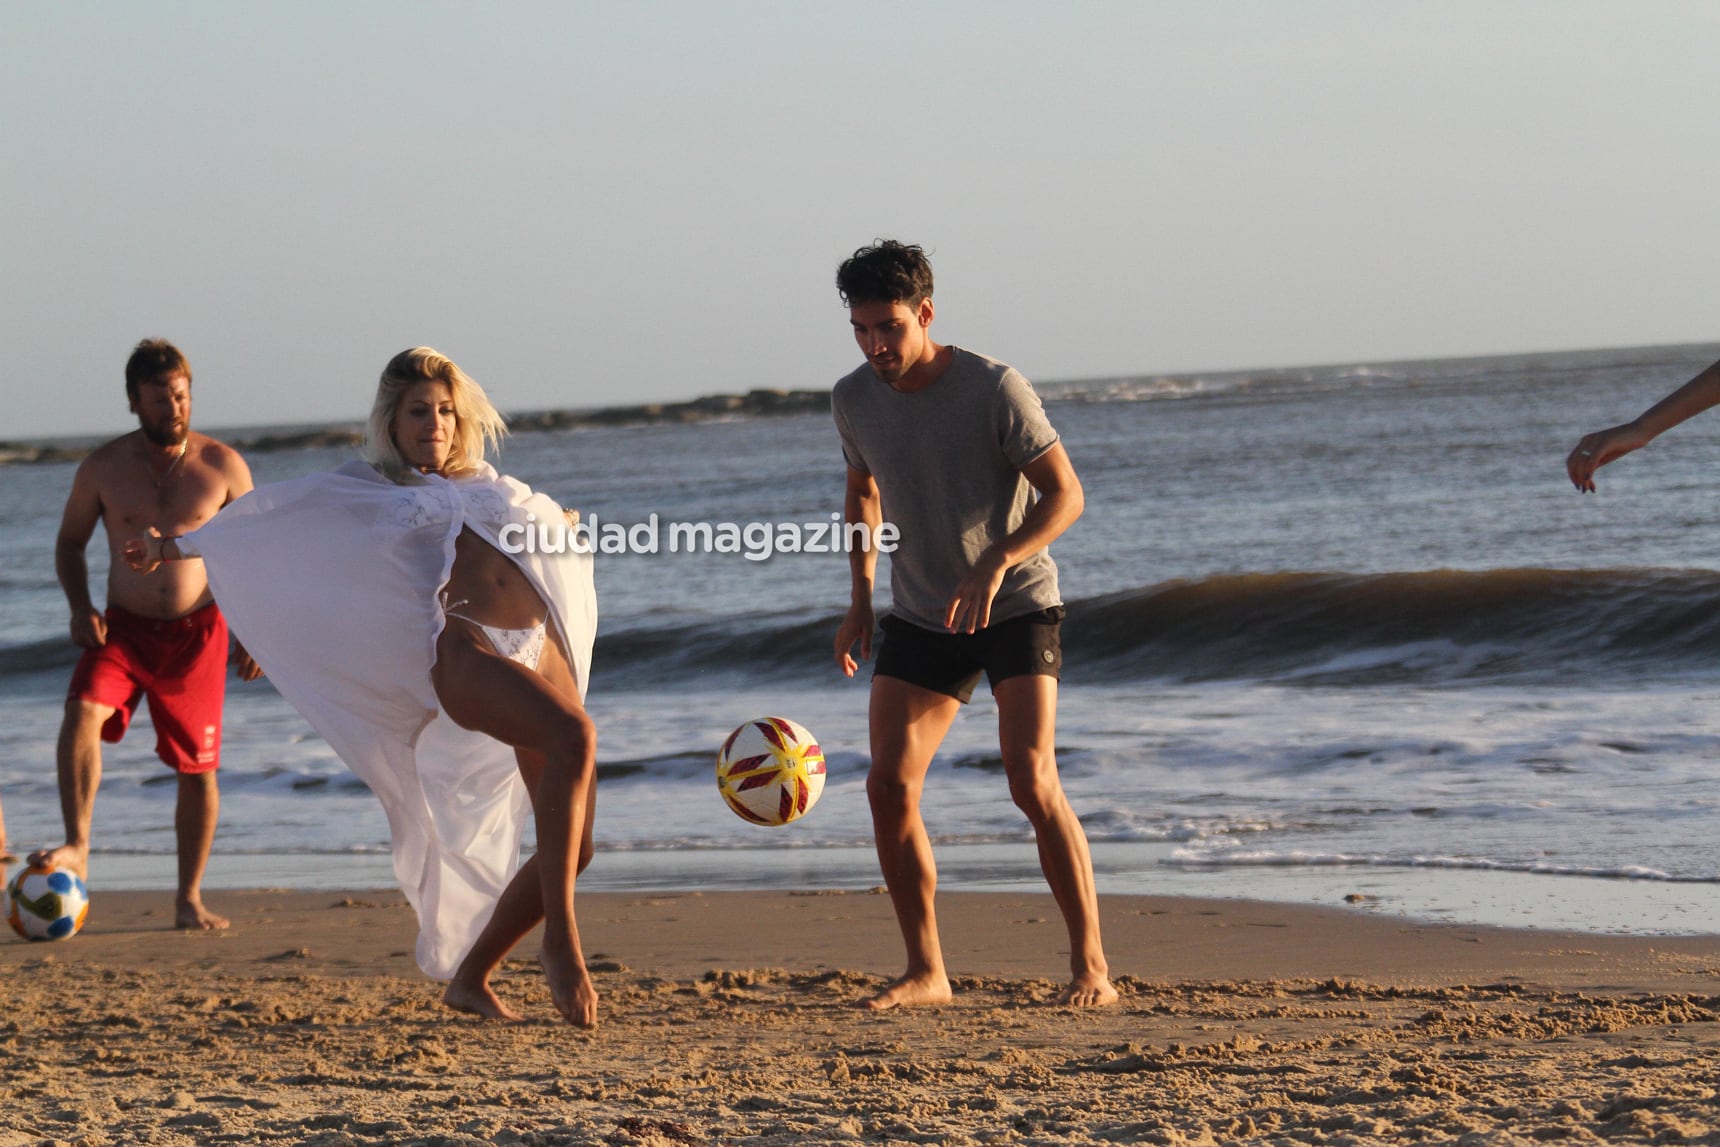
[181,459,596,979]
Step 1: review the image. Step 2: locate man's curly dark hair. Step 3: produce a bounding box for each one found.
[835,240,935,308]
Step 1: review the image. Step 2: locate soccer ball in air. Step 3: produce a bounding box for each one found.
[716,717,826,826]
[6,863,90,941]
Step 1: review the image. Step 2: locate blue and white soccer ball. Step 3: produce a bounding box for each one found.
[6,863,90,941]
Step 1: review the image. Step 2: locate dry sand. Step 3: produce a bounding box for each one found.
[1,888,1716,1146]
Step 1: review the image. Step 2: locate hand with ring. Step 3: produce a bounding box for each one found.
[1566,425,1650,492]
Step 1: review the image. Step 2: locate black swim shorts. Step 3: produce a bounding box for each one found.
[873,606,1065,703]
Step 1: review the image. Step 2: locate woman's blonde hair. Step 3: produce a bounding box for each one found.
[364,347,506,482]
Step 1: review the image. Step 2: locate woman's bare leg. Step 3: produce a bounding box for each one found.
[445,741,599,1020]
[433,626,599,1026]
[443,853,543,1020]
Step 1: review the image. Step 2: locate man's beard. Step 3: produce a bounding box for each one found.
[141,421,187,448]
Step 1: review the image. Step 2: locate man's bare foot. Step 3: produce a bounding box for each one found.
[26,842,89,878]
[858,971,954,1011]
[443,979,523,1021]
[175,896,230,931]
[538,945,598,1028]
[1055,971,1119,1007]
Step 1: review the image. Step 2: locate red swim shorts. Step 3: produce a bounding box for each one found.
[67,601,228,774]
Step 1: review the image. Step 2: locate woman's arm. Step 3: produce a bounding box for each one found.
[1568,357,1720,491]
[123,526,199,574]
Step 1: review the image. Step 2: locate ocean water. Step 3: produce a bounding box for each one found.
[2,343,1718,936]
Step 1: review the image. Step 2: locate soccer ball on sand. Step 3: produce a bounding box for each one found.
[6,863,90,942]
[716,717,826,826]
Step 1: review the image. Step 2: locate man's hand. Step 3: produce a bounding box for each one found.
[69,608,107,649]
[943,551,1008,634]
[939,444,1080,634]
[834,599,876,678]
[233,639,264,682]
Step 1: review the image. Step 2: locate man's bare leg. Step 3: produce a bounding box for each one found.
[29,698,113,878]
[175,770,228,930]
[994,675,1117,1007]
[860,676,962,1011]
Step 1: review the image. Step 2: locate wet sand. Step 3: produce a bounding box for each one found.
[1,889,1716,1145]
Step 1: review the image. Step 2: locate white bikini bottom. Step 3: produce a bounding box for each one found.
[443,599,547,670]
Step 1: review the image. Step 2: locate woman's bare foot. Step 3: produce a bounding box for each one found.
[858,970,954,1011]
[175,895,230,931]
[538,945,598,1028]
[443,979,523,1021]
[1055,971,1119,1007]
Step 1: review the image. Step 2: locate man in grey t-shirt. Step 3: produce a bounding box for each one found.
[831,240,1116,1010]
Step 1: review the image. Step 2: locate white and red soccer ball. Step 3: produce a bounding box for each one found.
[716,717,826,826]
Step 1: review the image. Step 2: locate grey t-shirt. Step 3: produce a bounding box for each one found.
[833,346,1063,631]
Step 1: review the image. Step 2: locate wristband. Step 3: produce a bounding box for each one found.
[164,534,201,559]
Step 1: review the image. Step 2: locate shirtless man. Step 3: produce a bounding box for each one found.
[31,339,257,931]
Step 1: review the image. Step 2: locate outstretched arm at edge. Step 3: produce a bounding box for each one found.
[1568,357,1720,491]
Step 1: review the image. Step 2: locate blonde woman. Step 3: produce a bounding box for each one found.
[129,348,601,1026]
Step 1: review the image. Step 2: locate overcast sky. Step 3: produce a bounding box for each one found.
[5,1,1717,439]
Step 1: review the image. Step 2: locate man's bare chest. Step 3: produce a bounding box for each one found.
[101,467,227,534]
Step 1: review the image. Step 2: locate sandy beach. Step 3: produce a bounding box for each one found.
[0,890,1714,1145]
